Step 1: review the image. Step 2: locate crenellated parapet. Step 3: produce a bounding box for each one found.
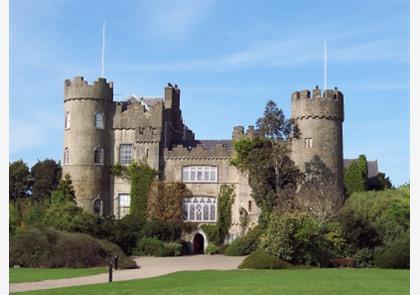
[232,125,256,141]
[291,86,344,122]
[64,76,113,101]
[165,143,232,159]
[112,99,163,129]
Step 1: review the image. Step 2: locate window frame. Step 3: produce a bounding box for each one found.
[182,166,218,183]
[119,144,132,165]
[182,196,217,223]
[304,137,313,149]
[63,147,69,165]
[94,147,104,165]
[116,193,130,219]
[95,112,105,129]
[65,111,71,129]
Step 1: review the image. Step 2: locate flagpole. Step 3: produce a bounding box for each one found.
[101,22,105,77]
[324,41,327,90]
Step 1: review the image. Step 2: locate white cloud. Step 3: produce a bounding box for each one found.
[119,36,407,73]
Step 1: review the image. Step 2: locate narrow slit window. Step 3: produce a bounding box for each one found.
[304,138,313,149]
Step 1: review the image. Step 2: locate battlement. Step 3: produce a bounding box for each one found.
[64,76,113,101]
[232,125,256,140]
[165,143,232,159]
[291,86,344,122]
[113,99,163,129]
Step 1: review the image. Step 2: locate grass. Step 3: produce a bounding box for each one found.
[9,267,108,283]
[12,268,409,295]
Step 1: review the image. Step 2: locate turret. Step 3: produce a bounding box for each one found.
[62,76,113,214]
[290,86,344,195]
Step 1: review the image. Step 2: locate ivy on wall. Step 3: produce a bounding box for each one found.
[201,184,235,245]
[111,162,157,221]
[147,182,191,221]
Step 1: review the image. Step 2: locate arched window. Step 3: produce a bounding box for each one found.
[95,112,104,129]
[64,147,69,165]
[203,204,209,221]
[94,147,104,165]
[93,198,102,215]
[65,111,71,129]
[182,196,217,222]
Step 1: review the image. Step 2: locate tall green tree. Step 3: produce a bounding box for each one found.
[51,173,76,205]
[9,160,31,200]
[30,159,62,200]
[232,101,301,224]
[344,155,369,196]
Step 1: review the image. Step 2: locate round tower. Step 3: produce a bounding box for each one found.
[63,76,113,214]
[290,86,344,194]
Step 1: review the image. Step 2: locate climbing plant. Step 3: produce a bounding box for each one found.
[147,181,190,221]
[111,161,157,221]
[201,184,235,245]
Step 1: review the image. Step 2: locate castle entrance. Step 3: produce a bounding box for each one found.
[193,233,204,254]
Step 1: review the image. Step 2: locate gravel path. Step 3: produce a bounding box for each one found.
[10,255,245,293]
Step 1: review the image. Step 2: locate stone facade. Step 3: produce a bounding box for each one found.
[62,76,344,247]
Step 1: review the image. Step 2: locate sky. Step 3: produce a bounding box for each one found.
[9,0,409,186]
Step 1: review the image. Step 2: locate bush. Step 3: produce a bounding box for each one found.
[9,228,136,268]
[373,231,409,269]
[206,243,219,255]
[352,248,374,268]
[134,237,182,257]
[141,220,181,242]
[103,215,144,255]
[262,212,344,266]
[224,226,263,256]
[42,203,97,234]
[239,249,290,269]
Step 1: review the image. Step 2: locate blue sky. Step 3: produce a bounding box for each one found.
[9,0,409,185]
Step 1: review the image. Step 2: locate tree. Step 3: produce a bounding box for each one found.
[296,156,344,221]
[30,159,62,201]
[232,101,301,223]
[9,160,31,200]
[51,174,76,205]
[344,155,368,196]
[368,172,393,191]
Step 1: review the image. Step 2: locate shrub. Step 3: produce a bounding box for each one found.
[134,237,182,256]
[262,212,343,266]
[42,203,97,234]
[352,248,374,268]
[224,226,263,256]
[373,231,409,269]
[239,249,290,269]
[103,215,144,255]
[9,228,136,268]
[141,220,182,242]
[206,243,219,255]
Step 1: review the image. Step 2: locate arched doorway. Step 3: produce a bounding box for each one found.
[193,233,204,254]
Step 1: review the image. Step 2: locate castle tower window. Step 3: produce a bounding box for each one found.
[65,111,71,129]
[119,144,132,165]
[64,147,69,165]
[182,166,218,183]
[117,193,130,219]
[304,138,313,149]
[248,200,252,212]
[95,112,104,129]
[93,198,103,216]
[182,196,217,222]
[94,147,104,165]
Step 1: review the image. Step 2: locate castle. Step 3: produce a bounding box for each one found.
[62,76,344,252]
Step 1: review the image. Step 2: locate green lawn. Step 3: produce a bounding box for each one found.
[13,268,409,295]
[9,267,108,283]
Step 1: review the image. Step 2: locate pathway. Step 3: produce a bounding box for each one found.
[9,255,245,293]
